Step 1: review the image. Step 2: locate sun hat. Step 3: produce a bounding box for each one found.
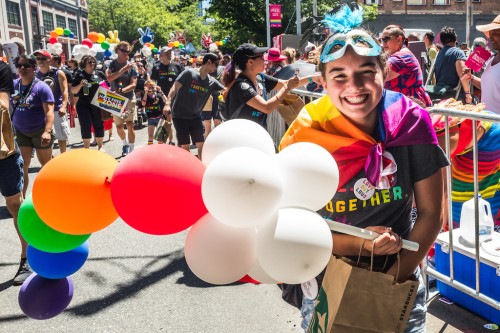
[476,14,500,37]
[265,48,287,62]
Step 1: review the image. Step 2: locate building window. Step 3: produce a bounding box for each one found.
[42,11,54,32]
[68,18,77,36]
[6,0,21,26]
[365,0,382,4]
[82,20,88,36]
[433,0,450,4]
[31,6,39,35]
[408,0,425,4]
[56,15,66,28]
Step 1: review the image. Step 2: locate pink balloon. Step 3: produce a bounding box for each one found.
[110,145,207,235]
[81,38,93,48]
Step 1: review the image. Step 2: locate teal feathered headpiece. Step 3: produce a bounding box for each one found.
[322,4,364,34]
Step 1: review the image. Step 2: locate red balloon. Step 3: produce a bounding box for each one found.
[81,38,93,48]
[110,145,207,235]
[49,37,58,44]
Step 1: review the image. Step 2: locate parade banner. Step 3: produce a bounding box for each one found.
[91,86,129,117]
[2,43,19,74]
[465,46,491,72]
[270,4,282,28]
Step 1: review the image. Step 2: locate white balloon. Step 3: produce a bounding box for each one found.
[184,213,257,285]
[276,142,339,211]
[202,119,276,166]
[72,45,81,55]
[88,49,97,57]
[202,147,284,228]
[53,42,63,49]
[248,259,279,284]
[54,48,63,55]
[256,208,332,284]
[74,53,84,62]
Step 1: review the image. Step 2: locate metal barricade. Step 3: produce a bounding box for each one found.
[287,89,500,311]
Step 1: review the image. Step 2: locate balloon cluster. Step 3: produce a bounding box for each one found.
[167,40,185,49]
[17,145,208,319]
[141,43,157,57]
[138,27,154,45]
[214,35,231,47]
[185,120,339,285]
[47,27,75,55]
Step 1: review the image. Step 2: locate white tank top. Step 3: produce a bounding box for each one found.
[480,57,500,115]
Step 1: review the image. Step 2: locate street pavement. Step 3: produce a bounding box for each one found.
[0,119,496,332]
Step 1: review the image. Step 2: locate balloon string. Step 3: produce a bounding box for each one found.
[104,177,111,185]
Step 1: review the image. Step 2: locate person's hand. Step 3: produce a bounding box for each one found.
[364,226,403,255]
[58,107,67,117]
[286,76,301,91]
[163,104,171,117]
[311,72,322,84]
[465,93,473,104]
[461,68,472,81]
[41,131,51,147]
[144,86,149,94]
[156,86,162,93]
[81,79,88,86]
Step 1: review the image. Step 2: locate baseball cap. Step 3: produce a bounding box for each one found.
[472,37,487,48]
[160,46,172,53]
[305,42,316,53]
[233,43,269,62]
[32,50,52,59]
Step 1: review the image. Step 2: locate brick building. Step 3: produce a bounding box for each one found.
[360,0,500,42]
[0,0,89,64]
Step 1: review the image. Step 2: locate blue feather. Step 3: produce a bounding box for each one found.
[322,5,364,34]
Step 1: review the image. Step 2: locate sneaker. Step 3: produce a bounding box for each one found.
[168,142,175,146]
[13,258,32,286]
[121,144,130,157]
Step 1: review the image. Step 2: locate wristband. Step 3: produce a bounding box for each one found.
[308,76,313,84]
[465,92,471,95]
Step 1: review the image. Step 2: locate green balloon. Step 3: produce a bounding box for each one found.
[152,47,158,53]
[18,194,91,253]
[101,41,110,50]
[63,28,71,36]
[179,44,184,49]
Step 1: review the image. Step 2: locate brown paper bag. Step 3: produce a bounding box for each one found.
[276,93,305,126]
[307,255,419,333]
[0,104,15,159]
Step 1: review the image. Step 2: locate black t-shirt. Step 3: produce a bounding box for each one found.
[150,62,184,95]
[321,143,448,270]
[72,70,106,104]
[0,61,14,94]
[226,73,278,127]
[144,92,165,118]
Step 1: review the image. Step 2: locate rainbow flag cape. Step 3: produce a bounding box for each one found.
[451,119,500,227]
[280,90,438,188]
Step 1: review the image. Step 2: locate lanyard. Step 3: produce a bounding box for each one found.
[13,78,37,109]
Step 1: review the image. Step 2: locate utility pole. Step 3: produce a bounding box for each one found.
[466,0,472,46]
[296,0,301,35]
[266,0,271,47]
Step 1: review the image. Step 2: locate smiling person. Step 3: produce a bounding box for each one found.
[280,4,448,332]
[11,55,55,197]
[380,25,432,107]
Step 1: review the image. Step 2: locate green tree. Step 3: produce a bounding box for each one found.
[88,0,211,50]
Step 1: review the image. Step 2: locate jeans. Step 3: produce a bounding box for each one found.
[301,267,426,333]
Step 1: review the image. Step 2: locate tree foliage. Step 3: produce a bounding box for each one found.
[88,0,210,50]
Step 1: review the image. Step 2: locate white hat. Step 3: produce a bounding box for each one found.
[305,42,316,53]
[476,14,500,37]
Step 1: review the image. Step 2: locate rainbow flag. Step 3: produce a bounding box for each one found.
[280,90,438,188]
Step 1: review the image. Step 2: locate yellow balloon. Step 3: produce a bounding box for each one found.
[149,44,155,49]
[173,41,180,47]
[97,33,106,44]
[55,27,64,36]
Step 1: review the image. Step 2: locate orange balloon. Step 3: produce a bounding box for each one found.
[32,150,119,235]
[87,31,99,43]
[50,31,59,39]
[145,42,151,47]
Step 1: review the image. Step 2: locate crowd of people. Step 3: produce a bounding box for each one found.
[1,6,499,332]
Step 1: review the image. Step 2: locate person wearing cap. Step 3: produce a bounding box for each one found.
[463,15,500,115]
[423,32,438,77]
[265,47,287,76]
[34,50,69,153]
[151,46,184,145]
[223,43,320,130]
[431,26,472,104]
[105,41,138,156]
[163,53,224,158]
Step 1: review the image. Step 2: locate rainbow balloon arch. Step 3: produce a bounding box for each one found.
[17,119,340,319]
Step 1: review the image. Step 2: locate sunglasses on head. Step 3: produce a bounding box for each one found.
[320,30,382,64]
[16,63,33,69]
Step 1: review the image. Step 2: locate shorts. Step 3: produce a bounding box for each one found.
[113,100,137,126]
[53,114,70,140]
[201,96,221,121]
[147,117,161,127]
[0,153,24,197]
[172,117,205,145]
[15,127,55,150]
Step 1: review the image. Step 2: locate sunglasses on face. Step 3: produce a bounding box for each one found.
[117,48,130,53]
[16,63,33,69]
[320,30,382,63]
[379,36,395,43]
[88,61,96,65]
[36,57,49,61]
